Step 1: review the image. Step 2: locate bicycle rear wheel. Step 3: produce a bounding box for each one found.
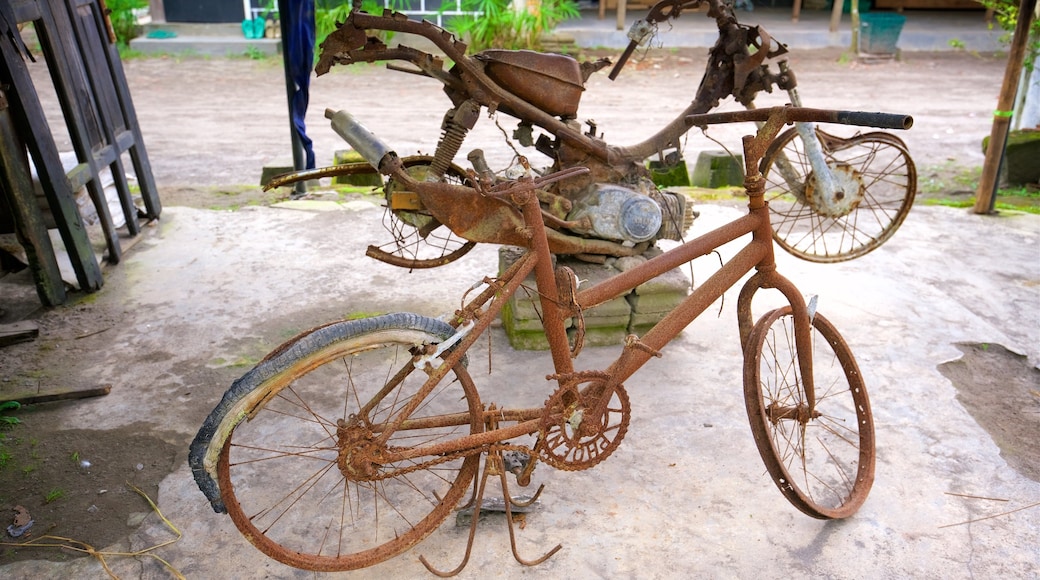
[213,314,482,571]
[743,306,875,519]
[761,129,916,263]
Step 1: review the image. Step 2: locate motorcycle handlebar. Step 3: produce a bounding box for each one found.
[685,107,913,130]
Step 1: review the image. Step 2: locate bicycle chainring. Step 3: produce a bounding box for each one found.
[537,375,630,471]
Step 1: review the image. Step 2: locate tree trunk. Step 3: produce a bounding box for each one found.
[974,0,1038,214]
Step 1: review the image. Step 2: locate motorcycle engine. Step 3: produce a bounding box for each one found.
[566,183,693,245]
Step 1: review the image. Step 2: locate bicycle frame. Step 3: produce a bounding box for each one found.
[368,107,851,466]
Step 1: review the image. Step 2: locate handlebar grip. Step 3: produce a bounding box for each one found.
[835,110,913,130]
[685,107,913,130]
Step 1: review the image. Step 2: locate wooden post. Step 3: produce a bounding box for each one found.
[850,0,860,54]
[829,0,843,33]
[975,0,1037,214]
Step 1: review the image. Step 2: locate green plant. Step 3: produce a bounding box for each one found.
[0,450,12,469]
[44,488,66,503]
[450,0,579,51]
[948,38,965,50]
[107,0,149,47]
[244,45,268,60]
[0,401,20,428]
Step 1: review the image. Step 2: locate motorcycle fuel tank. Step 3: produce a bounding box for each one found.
[476,49,585,118]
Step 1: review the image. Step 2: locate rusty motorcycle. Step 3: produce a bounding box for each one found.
[270,0,914,268]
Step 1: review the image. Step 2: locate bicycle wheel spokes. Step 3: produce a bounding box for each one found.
[762,129,916,262]
[218,331,482,571]
[745,307,875,519]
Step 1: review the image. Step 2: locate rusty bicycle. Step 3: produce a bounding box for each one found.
[189,104,911,574]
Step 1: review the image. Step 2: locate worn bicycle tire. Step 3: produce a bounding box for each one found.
[205,313,482,571]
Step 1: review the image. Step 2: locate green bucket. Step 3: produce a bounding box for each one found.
[859,13,906,54]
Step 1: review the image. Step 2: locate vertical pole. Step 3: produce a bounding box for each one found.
[974,0,1037,214]
[850,0,860,54]
[278,0,307,196]
[828,0,842,32]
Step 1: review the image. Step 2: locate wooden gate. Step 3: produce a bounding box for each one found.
[1,0,161,306]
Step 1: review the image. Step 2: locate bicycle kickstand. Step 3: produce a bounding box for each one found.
[420,409,560,576]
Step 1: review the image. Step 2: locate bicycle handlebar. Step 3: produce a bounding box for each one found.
[685,107,913,130]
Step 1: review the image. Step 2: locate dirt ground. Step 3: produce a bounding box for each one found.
[2,46,1037,568]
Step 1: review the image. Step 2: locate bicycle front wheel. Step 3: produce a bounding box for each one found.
[215,314,483,571]
[761,129,916,263]
[743,307,875,519]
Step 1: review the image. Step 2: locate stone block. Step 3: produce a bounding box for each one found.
[498,247,690,349]
[333,150,382,187]
[634,266,691,297]
[647,159,691,187]
[691,150,744,188]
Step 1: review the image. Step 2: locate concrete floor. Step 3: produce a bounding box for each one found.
[2,198,1037,578]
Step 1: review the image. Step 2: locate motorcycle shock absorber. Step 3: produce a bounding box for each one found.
[429,100,481,181]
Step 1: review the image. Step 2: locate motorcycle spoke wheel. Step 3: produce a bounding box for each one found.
[761,129,916,263]
[369,156,475,269]
[744,307,875,519]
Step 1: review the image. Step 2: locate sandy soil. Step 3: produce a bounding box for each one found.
[3,46,1035,567]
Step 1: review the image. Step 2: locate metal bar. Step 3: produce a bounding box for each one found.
[575,211,761,310]
[606,238,769,384]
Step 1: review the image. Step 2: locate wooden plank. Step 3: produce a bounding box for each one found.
[39,0,123,261]
[0,91,68,306]
[0,384,111,406]
[0,321,40,347]
[65,0,140,238]
[12,0,42,23]
[87,0,162,220]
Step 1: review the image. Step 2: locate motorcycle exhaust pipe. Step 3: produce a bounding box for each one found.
[325,108,396,173]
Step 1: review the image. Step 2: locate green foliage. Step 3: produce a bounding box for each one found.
[0,401,20,428]
[244,45,268,60]
[948,38,965,50]
[106,0,149,47]
[974,0,1039,69]
[450,0,579,51]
